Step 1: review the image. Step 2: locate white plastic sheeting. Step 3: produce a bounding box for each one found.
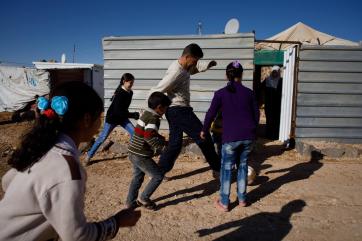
[279,47,297,142]
[0,66,50,112]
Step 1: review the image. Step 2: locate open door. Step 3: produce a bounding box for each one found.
[279,46,298,142]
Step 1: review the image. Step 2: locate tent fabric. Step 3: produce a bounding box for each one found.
[256,22,359,50]
[0,66,50,112]
[254,50,284,65]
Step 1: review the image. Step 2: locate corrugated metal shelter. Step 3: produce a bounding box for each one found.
[296,45,362,143]
[102,33,255,129]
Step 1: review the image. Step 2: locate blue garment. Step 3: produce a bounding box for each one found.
[219,140,252,205]
[87,120,134,158]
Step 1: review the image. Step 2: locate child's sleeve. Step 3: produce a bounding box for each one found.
[39,180,119,241]
[143,119,166,155]
[251,92,260,127]
[189,60,216,75]
[112,92,130,119]
[202,92,222,133]
[151,68,181,94]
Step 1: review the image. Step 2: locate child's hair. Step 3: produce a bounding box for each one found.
[8,81,104,172]
[111,73,135,101]
[226,61,244,93]
[148,92,171,109]
[182,43,204,59]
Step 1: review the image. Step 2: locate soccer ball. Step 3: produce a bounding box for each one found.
[247,166,256,185]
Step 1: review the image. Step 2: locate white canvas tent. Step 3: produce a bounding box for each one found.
[0,65,50,112]
[257,22,359,50]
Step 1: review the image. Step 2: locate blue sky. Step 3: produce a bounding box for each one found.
[1,0,361,65]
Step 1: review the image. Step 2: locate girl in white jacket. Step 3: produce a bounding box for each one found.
[0,81,140,241]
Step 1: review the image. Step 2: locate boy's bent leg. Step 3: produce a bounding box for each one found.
[158,107,184,173]
[136,157,164,202]
[87,122,116,158]
[126,154,146,206]
[183,110,221,172]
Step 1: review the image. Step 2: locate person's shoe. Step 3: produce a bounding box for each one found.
[125,201,140,210]
[239,200,247,207]
[84,156,92,166]
[215,199,228,212]
[163,176,172,182]
[136,199,157,210]
[212,170,220,179]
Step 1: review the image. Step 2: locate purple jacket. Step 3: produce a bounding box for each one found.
[202,82,260,143]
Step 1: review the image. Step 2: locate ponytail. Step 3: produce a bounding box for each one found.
[225,61,243,93]
[9,115,60,171]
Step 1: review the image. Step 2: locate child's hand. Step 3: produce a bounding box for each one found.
[200,131,206,140]
[130,112,140,120]
[208,60,217,68]
[115,209,141,227]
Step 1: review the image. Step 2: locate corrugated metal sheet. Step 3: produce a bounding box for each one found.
[102,33,255,129]
[279,46,297,142]
[296,45,362,143]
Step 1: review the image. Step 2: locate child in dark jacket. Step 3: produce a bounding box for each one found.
[86,73,139,164]
[126,92,171,210]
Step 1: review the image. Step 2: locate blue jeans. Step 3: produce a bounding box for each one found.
[126,153,164,205]
[220,140,253,205]
[159,106,220,173]
[87,120,134,158]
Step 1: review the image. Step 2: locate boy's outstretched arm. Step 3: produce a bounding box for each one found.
[190,60,217,75]
[150,67,180,94]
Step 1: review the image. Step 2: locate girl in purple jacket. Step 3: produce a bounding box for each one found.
[201,61,259,211]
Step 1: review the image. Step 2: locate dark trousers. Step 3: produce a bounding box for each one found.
[265,87,281,140]
[126,153,164,205]
[159,106,221,173]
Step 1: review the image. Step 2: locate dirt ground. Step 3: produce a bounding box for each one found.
[1,121,362,241]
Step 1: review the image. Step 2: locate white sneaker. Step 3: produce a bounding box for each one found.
[84,156,91,166]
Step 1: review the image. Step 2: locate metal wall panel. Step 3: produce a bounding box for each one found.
[296,45,362,143]
[102,34,255,129]
[279,46,297,142]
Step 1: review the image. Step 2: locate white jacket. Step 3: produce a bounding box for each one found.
[0,134,118,241]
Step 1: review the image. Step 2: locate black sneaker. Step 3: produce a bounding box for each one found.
[136,199,157,210]
[163,176,172,182]
[212,170,220,179]
[125,201,140,210]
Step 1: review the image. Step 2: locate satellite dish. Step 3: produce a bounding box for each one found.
[61,53,66,63]
[224,18,239,34]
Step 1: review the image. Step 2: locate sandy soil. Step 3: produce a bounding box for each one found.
[1,121,362,241]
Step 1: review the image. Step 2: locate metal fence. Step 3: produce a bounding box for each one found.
[102,33,255,129]
[296,45,362,143]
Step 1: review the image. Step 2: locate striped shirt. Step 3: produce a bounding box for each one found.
[128,108,166,157]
